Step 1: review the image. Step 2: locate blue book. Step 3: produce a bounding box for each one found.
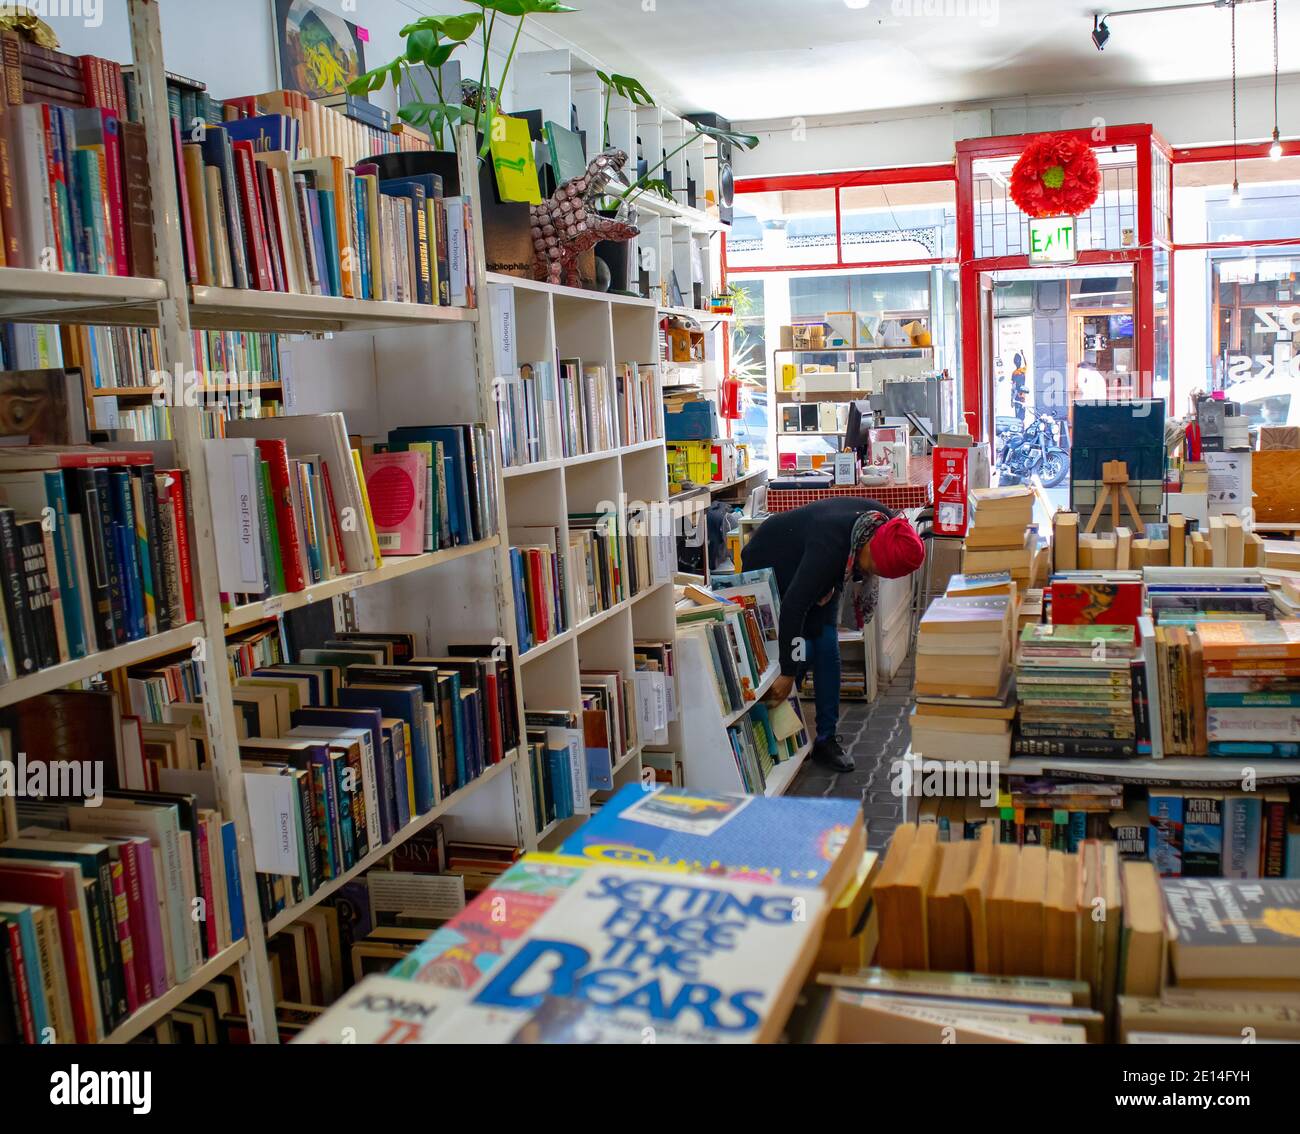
[352,177,370,300]
[47,106,79,273]
[289,706,389,840]
[1206,692,1300,707]
[220,822,246,942]
[1148,791,1184,877]
[381,721,412,829]
[510,548,532,650]
[558,784,864,891]
[72,148,107,274]
[108,470,145,639]
[223,114,294,153]
[1207,741,1300,757]
[1222,794,1263,879]
[378,179,431,304]
[200,125,248,288]
[336,684,435,816]
[0,903,50,1041]
[20,471,87,659]
[387,426,473,544]
[317,187,341,297]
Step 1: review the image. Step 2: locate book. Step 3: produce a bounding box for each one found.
[557,784,864,895]
[1163,877,1300,987]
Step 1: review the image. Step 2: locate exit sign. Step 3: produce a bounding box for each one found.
[1028,215,1078,264]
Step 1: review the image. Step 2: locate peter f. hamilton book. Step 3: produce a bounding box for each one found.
[427,865,826,1043]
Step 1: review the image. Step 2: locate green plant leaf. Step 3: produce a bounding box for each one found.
[465,0,578,15]
[598,71,655,108]
[639,177,671,200]
[399,13,484,42]
[691,121,761,151]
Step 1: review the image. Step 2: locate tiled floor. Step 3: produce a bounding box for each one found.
[787,658,914,855]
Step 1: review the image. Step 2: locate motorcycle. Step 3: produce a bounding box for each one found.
[996,410,1070,488]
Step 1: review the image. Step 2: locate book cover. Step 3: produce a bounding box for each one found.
[557,784,862,892]
[361,451,426,557]
[434,864,825,1043]
[1163,877,1300,983]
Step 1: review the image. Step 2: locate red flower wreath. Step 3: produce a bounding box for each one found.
[1009,133,1101,218]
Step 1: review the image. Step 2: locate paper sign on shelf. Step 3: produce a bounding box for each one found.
[932,445,970,537]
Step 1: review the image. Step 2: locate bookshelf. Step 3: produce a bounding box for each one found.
[482,272,679,851]
[0,10,691,1046]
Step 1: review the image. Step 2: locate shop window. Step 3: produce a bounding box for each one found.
[1173,156,1300,244]
[728,188,837,267]
[838,182,956,262]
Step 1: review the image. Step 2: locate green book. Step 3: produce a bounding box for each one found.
[260,459,286,595]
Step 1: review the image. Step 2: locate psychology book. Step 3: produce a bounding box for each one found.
[556,784,864,893]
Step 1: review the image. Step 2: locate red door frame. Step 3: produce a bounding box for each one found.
[956,124,1172,440]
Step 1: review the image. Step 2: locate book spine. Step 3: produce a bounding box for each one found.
[168,470,196,623]
[109,470,145,639]
[1264,797,1288,877]
[231,143,270,289]
[221,822,245,943]
[194,818,218,961]
[137,465,169,632]
[42,470,87,658]
[118,841,155,1002]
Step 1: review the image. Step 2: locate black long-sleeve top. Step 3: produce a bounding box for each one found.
[740,497,895,676]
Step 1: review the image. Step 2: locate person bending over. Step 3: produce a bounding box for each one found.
[740,497,925,772]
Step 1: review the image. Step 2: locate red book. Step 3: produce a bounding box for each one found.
[1263,795,1288,877]
[170,116,197,283]
[0,862,98,1042]
[194,820,218,961]
[1,916,36,1042]
[97,109,128,276]
[161,468,197,622]
[40,104,68,270]
[253,159,286,292]
[1048,581,1143,640]
[482,667,503,763]
[107,861,140,1014]
[526,548,549,642]
[116,839,155,1002]
[231,140,272,289]
[253,439,306,591]
[77,56,106,108]
[318,460,352,575]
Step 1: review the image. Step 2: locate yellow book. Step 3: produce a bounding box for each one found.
[490,116,543,205]
[351,448,384,565]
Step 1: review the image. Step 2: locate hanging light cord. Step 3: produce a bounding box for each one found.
[1232,0,1239,188]
[1274,0,1280,137]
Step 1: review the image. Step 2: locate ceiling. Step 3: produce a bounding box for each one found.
[542,0,1293,122]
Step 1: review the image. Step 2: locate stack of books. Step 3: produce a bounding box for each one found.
[963,487,1036,588]
[911,592,1016,763]
[866,823,1151,1020]
[1014,624,1140,759]
[0,783,246,1042]
[677,586,775,717]
[580,668,637,792]
[1194,621,1300,757]
[1116,876,1300,1041]
[237,633,519,921]
[726,698,809,793]
[0,447,198,678]
[509,524,568,652]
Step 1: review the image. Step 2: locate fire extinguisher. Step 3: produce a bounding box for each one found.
[720,377,741,420]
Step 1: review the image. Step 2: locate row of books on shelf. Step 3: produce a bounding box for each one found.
[0,446,199,681]
[99,395,280,443]
[204,415,499,607]
[0,782,246,1043]
[509,507,675,652]
[916,780,1300,878]
[63,325,285,394]
[727,698,809,794]
[496,359,662,468]
[677,580,778,717]
[229,630,519,923]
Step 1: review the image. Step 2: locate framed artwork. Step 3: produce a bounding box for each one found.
[273,0,368,100]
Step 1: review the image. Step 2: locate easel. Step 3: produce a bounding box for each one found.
[1084,460,1147,535]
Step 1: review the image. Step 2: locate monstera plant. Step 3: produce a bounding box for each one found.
[618,120,760,210]
[348,0,576,155]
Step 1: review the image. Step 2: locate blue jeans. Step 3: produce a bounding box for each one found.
[797,620,841,742]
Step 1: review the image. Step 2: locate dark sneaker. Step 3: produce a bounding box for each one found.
[811,736,855,772]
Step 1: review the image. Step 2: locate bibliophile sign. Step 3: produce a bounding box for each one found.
[1028,215,1078,265]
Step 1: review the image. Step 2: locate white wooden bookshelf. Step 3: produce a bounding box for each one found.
[670,627,809,796]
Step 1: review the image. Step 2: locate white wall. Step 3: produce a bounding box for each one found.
[735,73,1300,177]
[50,0,558,120]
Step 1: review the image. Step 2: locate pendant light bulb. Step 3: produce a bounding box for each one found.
[1230,180,1243,206]
[1270,129,1283,161]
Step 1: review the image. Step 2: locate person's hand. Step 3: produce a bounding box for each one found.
[768,674,795,704]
